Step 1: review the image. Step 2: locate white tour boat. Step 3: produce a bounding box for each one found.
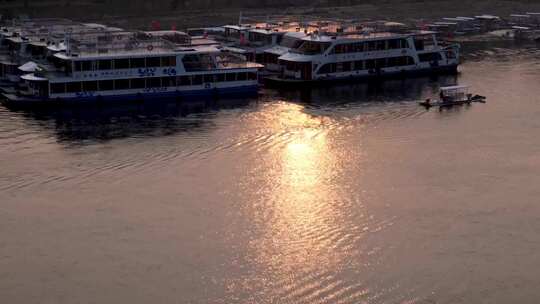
[2,33,262,107]
[265,30,460,85]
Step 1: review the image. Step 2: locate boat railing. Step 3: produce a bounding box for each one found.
[68,36,176,56]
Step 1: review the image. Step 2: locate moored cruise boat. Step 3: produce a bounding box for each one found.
[2,38,262,107]
[263,31,308,72]
[265,30,460,85]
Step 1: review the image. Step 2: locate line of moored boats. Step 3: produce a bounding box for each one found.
[0,17,462,107]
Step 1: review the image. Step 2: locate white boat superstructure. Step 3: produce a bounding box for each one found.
[0,20,125,84]
[4,33,262,106]
[263,31,308,72]
[267,30,460,84]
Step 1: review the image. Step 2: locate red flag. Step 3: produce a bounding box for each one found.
[239,32,246,45]
[171,23,177,31]
[151,20,161,31]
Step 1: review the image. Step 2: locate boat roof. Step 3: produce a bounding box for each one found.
[475,15,500,20]
[264,45,290,55]
[223,25,250,31]
[456,16,476,21]
[298,30,435,43]
[300,32,400,42]
[54,45,223,60]
[441,85,469,91]
[21,73,47,81]
[283,31,309,39]
[248,28,282,35]
[144,30,189,36]
[18,61,39,72]
[434,22,459,25]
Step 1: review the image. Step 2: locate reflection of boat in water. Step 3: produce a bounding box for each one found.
[11,97,254,143]
[419,85,486,108]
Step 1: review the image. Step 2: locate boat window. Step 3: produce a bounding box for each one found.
[365,59,376,69]
[249,32,273,45]
[376,58,387,68]
[98,60,112,70]
[161,56,177,67]
[98,80,114,91]
[177,76,191,86]
[332,44,344,54]
[296,41,331,55]
[215,73,225,82]
[183,54,201,72]
[418,52,442,62]
[401,39,409,48]
[131,78,146,89]
[66,82,81,93]
[342,62,352,72]
[146,77,161,88]
[265,53,279,64]
[332,43,357,54]
[79,61,93,71]
[376,41,386,51]
[203,74,214,83]
[414,39,424,51]
[353,43,364,52]
[146,57,161,68]
[73,61,82,72]
[248,72,257,80]
[83,81,98,91]
[114,79,130,90]
[161,77,176,87]
[354,60,364,70]
[64,61,72,75]
[237,72,247,81]
[280,36,303,49]
[130,58,146,68]
[367,41,377,51]
[50,83,66,94]
[388,39,400,49]
[114,59,130,69]
[318,63,336,74]
[446,50,456,59]
[225,73,236,81]
[388,57,398,67]
[192,75,203,85]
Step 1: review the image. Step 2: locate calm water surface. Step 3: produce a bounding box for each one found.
[2,42,540,303]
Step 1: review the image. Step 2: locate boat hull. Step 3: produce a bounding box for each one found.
[264,65,459,88]
[1,85,259,109]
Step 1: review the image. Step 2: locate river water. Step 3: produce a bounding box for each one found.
[1,41,540,303]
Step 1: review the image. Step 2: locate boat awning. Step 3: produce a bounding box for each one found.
[21,73,48,82]
[18,61,39,72]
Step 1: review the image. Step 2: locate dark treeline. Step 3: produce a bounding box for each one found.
[3,0,364,11]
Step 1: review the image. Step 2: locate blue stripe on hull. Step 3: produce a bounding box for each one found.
[2,85,259,108]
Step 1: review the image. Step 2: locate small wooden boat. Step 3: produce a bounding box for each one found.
[419,85,486,108]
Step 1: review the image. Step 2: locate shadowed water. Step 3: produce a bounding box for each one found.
[1,41,540,303]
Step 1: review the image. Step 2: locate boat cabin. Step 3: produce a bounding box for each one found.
[440,85,470,101]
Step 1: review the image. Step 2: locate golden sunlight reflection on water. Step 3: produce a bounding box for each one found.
[233,102,370,302]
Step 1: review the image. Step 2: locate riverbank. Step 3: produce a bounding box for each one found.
[2,1,540,30]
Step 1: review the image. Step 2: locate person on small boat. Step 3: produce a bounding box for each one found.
[439,90,446,102]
